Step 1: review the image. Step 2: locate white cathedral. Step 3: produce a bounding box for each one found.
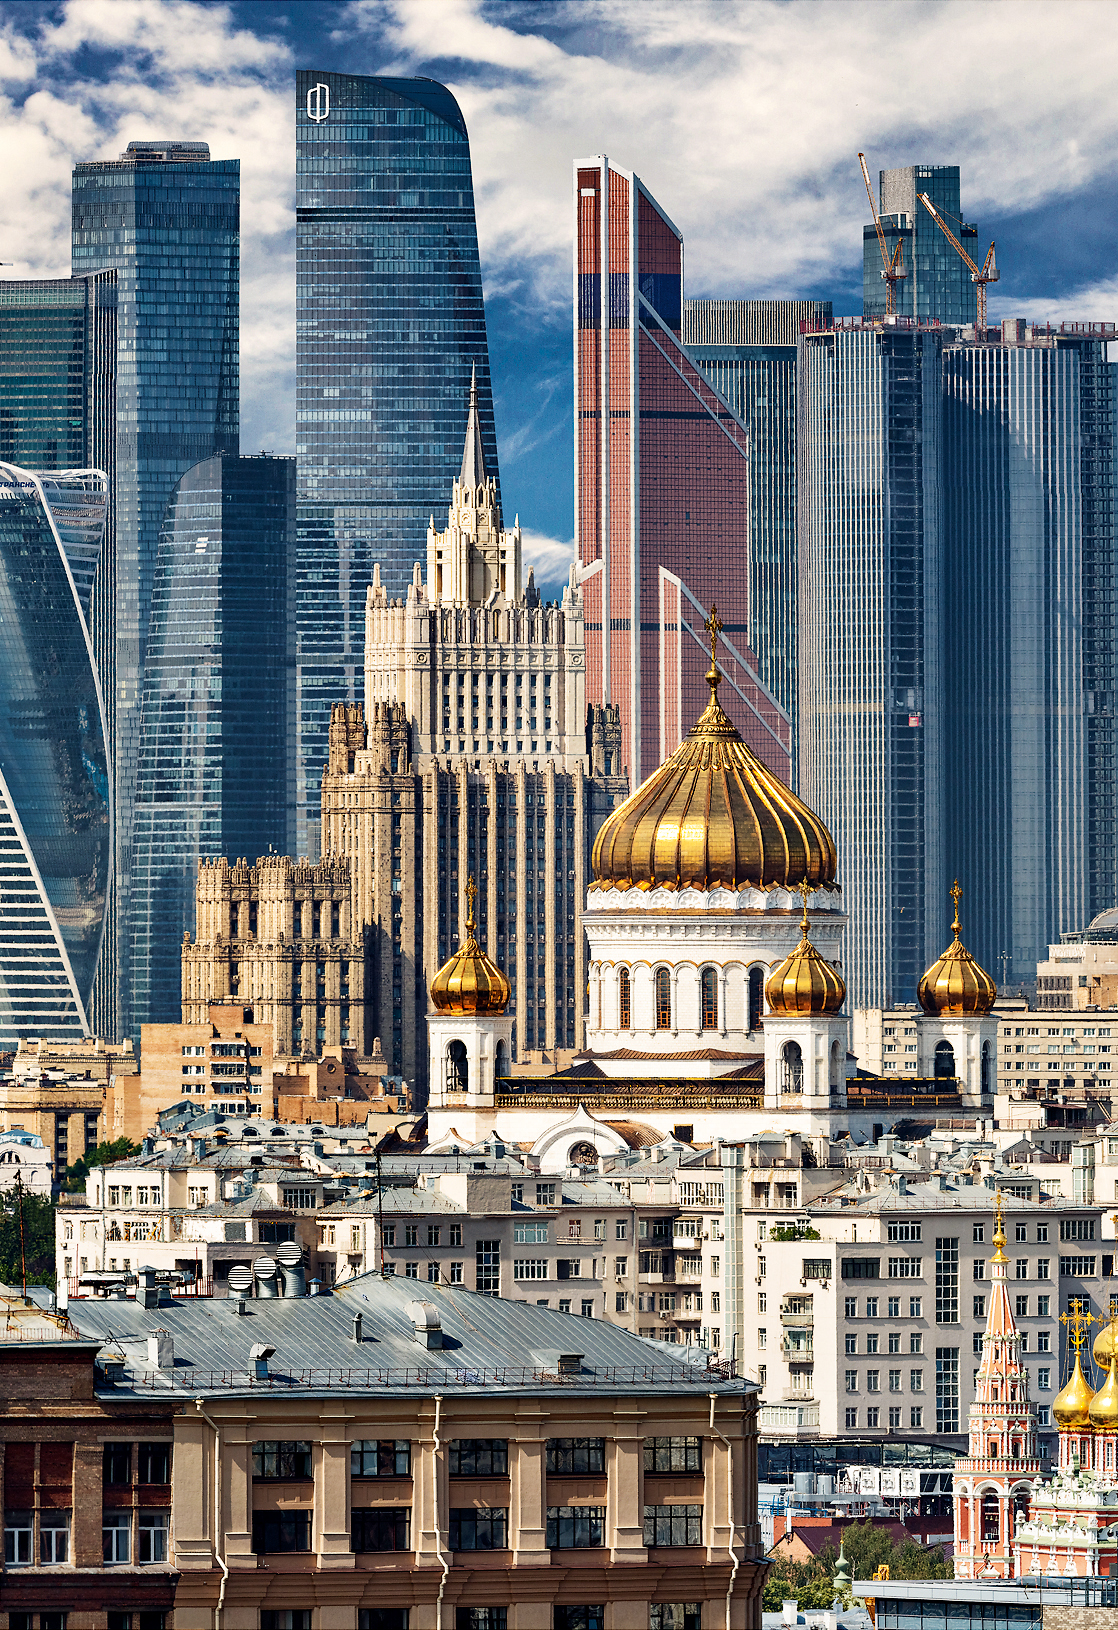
[422,615,1001,1169]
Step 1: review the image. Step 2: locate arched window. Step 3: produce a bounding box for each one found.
[701,968,718,1031]
[981,1040,991,1094]
[935,1040,956,1079]
[1013,1488,1029,1526]
[495,1039,509,1079]
[830,1039,841,1088]
[655,967,671,1030]
[781,1040,803,1094]
[446,1039,468,1093]
[618,966,631,1030]
[981,1491,1000,1542]
[748,967,765,1033]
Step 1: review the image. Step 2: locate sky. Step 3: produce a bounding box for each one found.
[3,0,1118,592]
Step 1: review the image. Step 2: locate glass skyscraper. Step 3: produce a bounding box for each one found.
[129,454,295,1026]
[683,298,832,719]
[575,157,791,788]
[71,140,239,1039]
[295,71,500,856]
[862,164,980,327]
[0,463,110,1044]
[797,323,946,1008]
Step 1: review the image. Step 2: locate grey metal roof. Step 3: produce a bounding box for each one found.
[810,1180,1063,1215]
[66,1272,746,1400]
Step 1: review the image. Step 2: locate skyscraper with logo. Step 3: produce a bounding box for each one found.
[862,164,980,326]
[295,71,501,857]
[574,158,790,789]
[72,140,239,1040]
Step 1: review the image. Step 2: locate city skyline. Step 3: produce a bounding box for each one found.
[2,1,1118,590]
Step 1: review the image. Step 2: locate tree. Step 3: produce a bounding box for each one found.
[65,1139,139,1193]
[0,1188,56,1289]
[763,1519,949,1610]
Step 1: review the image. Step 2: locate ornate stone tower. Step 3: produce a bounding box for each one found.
[953,1192,1041,1579]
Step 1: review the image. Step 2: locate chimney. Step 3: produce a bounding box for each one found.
[146,1330,174,1370]
[353,1311,363,1345]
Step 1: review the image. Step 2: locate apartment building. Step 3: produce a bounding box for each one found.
[0,1036,136,1177]
[995,1006,1117,1101]
[65,1271,765,1629]
[722,1168,1108,1460]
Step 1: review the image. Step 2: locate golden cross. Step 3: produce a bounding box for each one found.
[950,878,962,935]
[992,1187,1004,1240]
[1060,1306,1095,1352]
[705,603,723,669]
[798,877,812,936]
[465,875,477,931]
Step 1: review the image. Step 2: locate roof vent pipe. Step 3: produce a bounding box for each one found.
[308,1278,321,1297]
[353,1311,363,1344]
[253,1256,278,1298]
[250,1342,275,1380]
[276,1241,306,1298]
[408,1301,443,1349]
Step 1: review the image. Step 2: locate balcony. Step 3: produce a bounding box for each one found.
[779,1311,814,1329]
[781,1340,814,1363]
[760,1401,820,1431]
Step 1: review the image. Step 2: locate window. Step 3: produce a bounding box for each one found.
[1038,1367,1051,1390]
[910,1370,924,1392]
[263,1617,314,1630]
[845,1408,857,1428]
[515,1222,549,1243]
[449,1508,508,1550]
[1038,1328,1050,1351]
[253,1441,312,1479]
[866,1334,879,1354]
[546,1438,605,1474]
[841,1258,880,1279]
[138,1443,171,1484]
[973,1224,984,1243]
[427,1261,440,1283]
[700,968,718,1031]
[936,1348,960,1433]
[973,1295,986,1319]
[535,1184,556,1206]
[450,1440,508,1476]
[103,1512,131,1563]
[1037,1224,1048,1243]
[845,1334,857,1355]
[655,967,671,1029]
[548,1506,605,1548]
[1015,1259,1028,1280]
[889,1370,901,1392]
[973,1260,985,1281]
[889,1332,900,1354]
[457,1614,506,1630]
[619,967,631,1029]
[867,1371,880,1393]
[1016,1223,1028,1243]
[103,1443,132,1485]
[108,1616,169,1630]
[1061,1218,1096,1242]
[1016,1295,1028,1317]
[888,1297,900,1317]
[405,1224,419,1247]
[644,1437,702,1473]
[252,1511,311,1553]
[867,1408,880,1428]
[282,1188,315,1210]
[802,1258,831,1280]
[351,1440,410,1477]
[353,1508,410,1551]
[645,1505,703,1547]
[935,1238,959,1323]
[650,1608,701,1630]
[889,1407,901,1429]
[476,1239,500,1295]
[449,1223,462,1247]
[555,1612,604,1630]
[1061,1257,1097,1276]
[845,1370,858,1392]
[5,1510,31,1565]
[845,1296,857,1317]
[1037,1260,1050,1280]
[910,1407,923,1429]
[138,1511,168,1563]
[888,1257,921,1279]
[888,1222,922,1243]
[40,1510,69,1564]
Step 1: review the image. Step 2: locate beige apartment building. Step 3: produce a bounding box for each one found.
[0,1036,137,1174]
[65,1271,765,1630]
[1036,909,1118,1010]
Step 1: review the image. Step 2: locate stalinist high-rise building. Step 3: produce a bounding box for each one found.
[183,382,626,1101]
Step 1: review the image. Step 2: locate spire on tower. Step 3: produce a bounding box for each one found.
[459,363,487,489]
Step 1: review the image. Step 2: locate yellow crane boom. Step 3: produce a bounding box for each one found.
[858,153,906,316]
[917,192,999,332]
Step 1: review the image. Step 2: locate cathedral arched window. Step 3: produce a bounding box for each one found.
[496,1040,509,1079]
[619,967,631,1030]
[446,1039,468,1093]
[655,967,671,1030]
[701,968,718,1031]
[981,1491,1000,1541]
[781,1041,803,1094]
[830,1039,841,1089]
[935,1040,956,1079]
[748,967,765,1033]
[981,1040,991,1094]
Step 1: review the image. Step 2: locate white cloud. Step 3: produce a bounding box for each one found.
[520,527,574,595]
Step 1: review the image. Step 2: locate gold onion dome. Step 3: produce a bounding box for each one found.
[1090,1355,1118,1430]
[1052,1351,1095,1430]
[917,882,998,1016]
[429,880,511,1015]
[765,887,846,1015]
[1093,1317,1118,1369]
[591,610,837,893]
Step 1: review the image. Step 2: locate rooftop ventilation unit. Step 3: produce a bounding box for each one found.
[407,1302,443,1349]
[228,1264,253,1311]
[276,1241,306,1298]
[250,1342,275,1380]
[253,1256,278,1299]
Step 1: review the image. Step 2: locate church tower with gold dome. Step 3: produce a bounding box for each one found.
[426,878,513,1125]
[913,883,1000,1105]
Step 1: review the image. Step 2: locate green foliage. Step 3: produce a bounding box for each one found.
[764,1519,949,1610]
[0,1189,56,1289]
[768,1223,822,1241]
[64,1138,138,1192]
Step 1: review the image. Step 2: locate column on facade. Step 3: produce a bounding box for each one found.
[316,1414,354,1567]
[223,1420,254,1566]
[608,1419,647,1562]
[509,1411,549,1565]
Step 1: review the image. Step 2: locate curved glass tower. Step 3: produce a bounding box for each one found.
[0,463,111,1042]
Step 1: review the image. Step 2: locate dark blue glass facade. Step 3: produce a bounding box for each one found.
[129,454,294,1028]
[863,165,980,326]
[71,142,239,1038]
[295,71,500,855]
[0,464,110,1043]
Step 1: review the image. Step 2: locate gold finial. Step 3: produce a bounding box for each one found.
[991,1188,1006,1262]
[704,603,723,694]
[798,878,812,937]
[950,878,962,937]
[1061,1305,1096,1353]
[465,875,477,935]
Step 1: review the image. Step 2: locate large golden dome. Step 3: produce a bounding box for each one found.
[1093,1316,1118,1369]
[917,881,997,1016]
[1052,1351,1095,1430]
[430,880,510,1016]
[1089,1355,1118,1431]
[766,891,846,1015]
[591,617,837,894]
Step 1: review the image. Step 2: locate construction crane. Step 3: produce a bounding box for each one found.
[858,152,906,316]
[917,192,999,332]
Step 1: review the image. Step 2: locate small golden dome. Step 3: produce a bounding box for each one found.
[1093,1317,1118,1369]
[1090,1355,1118,1430]
[917,881,997,1017]
[1053,1351,1095,1430]
[765,888,846,1016]
[591,610,837,895]
[429,879,510,1016]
